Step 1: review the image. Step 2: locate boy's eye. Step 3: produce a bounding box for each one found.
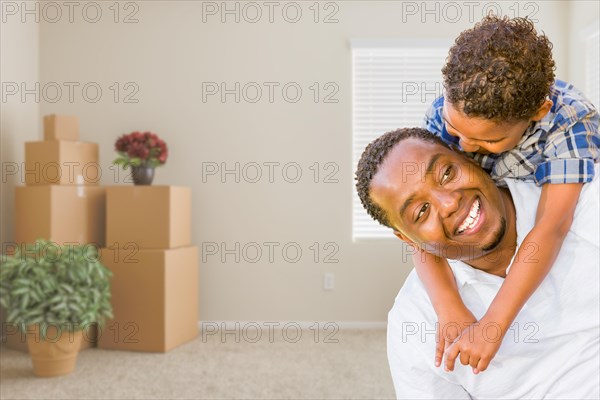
[445,125,458,137]
[416,203,429,221]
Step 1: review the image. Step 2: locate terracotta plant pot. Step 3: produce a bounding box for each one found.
[26,324,83,377]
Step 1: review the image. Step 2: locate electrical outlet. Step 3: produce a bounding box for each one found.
[323,273,334,290]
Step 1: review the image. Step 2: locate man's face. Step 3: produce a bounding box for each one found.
[442,102,530,154]
[369,138,508,261]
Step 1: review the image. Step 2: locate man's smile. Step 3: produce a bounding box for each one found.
[455,197,483,236]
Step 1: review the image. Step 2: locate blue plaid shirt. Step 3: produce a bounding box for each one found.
[423,79,600,186]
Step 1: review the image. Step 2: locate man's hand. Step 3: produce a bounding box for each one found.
[435,306,477,367]
[444,316,505,374]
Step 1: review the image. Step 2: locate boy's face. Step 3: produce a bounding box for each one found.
[442,102,531,154]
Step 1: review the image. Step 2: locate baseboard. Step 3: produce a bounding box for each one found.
[198,321,387,330]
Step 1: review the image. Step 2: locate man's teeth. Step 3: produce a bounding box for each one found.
[458,199,480,234]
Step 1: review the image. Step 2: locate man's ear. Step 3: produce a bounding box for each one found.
[393,230,414,244]
[531,99,553,121]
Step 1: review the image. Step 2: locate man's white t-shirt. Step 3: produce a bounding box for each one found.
[387,173,600,399]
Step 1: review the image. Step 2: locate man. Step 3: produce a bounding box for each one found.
[355,127,600,398]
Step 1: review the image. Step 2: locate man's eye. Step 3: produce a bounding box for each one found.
[441,166,453,184]
[416,203,429,221]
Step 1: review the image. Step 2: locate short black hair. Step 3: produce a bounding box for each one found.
[443,15,555,122]
[355,128,449,229]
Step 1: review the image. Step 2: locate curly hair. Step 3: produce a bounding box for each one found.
[442,15,556,122]
[355,128,449,230]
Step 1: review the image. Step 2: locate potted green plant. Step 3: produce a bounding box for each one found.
[113,131,168,185]
[0,240,113,377]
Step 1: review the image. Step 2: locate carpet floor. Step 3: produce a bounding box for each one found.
[1,329,395,399]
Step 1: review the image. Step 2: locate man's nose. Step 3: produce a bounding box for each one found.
[459,138,480,153]
[432,190,461,218]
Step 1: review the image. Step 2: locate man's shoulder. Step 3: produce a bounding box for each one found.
[389,269,435,320]
[506,168,600,247]
[392,269,424,304]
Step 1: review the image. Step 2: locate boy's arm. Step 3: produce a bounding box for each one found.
[444,182,583,373]
[484,182,583,329]
[412,251,475,367]
[413,251,462,314]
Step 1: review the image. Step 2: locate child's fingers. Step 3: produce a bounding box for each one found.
[444,343,460,372]
[475,357,491,373]
[459,351,470,366]
[469,356,480,369]
[435,331,445,367]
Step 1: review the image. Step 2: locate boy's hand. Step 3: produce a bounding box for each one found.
[444,315,505,374]
[435,306,477,367]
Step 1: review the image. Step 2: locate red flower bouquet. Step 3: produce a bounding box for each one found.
[113,131,168,169]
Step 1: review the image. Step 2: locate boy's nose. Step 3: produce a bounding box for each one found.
[459,138,480,152]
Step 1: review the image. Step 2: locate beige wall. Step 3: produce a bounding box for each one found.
[0,2,40,327]
[2,1,592,322]
[1,6,40,246]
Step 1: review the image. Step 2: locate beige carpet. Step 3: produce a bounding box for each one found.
[0,329,395,399]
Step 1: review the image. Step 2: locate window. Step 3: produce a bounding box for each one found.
[585,26,600,109]
[352,40,449,240]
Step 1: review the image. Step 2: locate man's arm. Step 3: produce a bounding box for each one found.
[445,182,583,373]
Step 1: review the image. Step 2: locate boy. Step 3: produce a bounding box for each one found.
[419,15,599,374]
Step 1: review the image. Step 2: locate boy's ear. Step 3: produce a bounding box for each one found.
[531,99,553,121]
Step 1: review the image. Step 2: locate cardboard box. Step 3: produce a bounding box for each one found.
[106,186,191,249]
[14,185,106,247]
[25,141,99,185]
[2,321,97,352]
[97,246,199,352]
[43,114,79,141]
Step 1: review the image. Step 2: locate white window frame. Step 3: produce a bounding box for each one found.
[582,21,600,109]
[351,39,451,241]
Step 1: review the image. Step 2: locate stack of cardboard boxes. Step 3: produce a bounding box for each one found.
[98,186,199,352]
[4,115,105,351]
[3,116,198,354]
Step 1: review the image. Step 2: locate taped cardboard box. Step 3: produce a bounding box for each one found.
[43,114,79,141]
[97,246,199,352]
[106,186,191,249]
[25,141,99,185]
[14,185,106,248]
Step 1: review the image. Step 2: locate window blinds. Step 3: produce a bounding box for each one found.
[585,29,600,109]
[352,41,449,240]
